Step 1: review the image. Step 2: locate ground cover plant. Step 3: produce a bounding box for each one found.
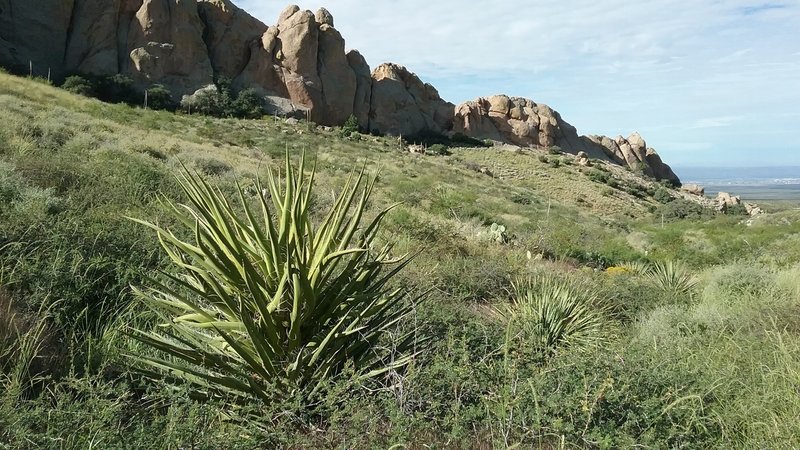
[1,71,800,448]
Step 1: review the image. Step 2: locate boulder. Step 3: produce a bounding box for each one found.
[576,151,590,166]
[368,63,454,136]
[715,192,742,212]
[317,22,357,125]
[126,0,214,95]
[681,184,705,196]
[198,0,268,80]
[0,0,76,77]
[584,132,680,185]
[64,0,135,76]
[347,49,372,128]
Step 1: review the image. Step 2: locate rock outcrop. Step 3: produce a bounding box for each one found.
[453,95,606,159]
[584,132,680,185]
[0,1,681,182]
[681,184,705,196]
[369,63,454,136]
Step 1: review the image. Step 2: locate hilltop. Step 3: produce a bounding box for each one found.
[0,1,679,182]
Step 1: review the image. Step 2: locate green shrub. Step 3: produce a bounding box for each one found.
[427,143,450,156]
[653,187,673,204]
[657,199,712,221]
[339,114,360,137]
[547,146,561,155]
[231,88,263,119]
[130,154,426,402]
[145,84,173,110]
[61,75,94,97]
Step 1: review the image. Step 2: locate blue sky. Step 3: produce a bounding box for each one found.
[239,1,800,169]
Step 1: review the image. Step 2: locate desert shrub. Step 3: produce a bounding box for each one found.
[339,114,360,137]
[130,154,426,402]
[547,146,561,155]
[194,157,232,176]
[653,187,673,204]
[231,88,263,119]
[657,198,712,221]
[145,84,173,110]
[427,143,450,156]
[95,74,139,104]
[61,75,94,97]
[537,155,548,164]
[496,275,610,358]
[587,168,610,184]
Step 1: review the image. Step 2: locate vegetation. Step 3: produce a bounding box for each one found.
[130,154,423,402]
[2,71,800,448]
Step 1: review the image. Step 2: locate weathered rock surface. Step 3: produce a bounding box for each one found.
[453,95,606,159]
[0,0,75,77]
[0,1,681,182]
[369,63,454,136]
[681,184,705,196]
[584,132,680,185]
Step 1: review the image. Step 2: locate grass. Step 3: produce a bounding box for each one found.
[1,71,800,448]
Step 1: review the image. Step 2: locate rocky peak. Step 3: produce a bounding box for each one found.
[0,1,681,183]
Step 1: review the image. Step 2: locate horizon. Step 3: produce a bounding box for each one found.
[238,1,800,168]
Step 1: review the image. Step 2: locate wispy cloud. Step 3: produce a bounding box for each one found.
[738,3,787,15]
[691,116,743,129]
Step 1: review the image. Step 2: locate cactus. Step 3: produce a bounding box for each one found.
[489,222,509,244]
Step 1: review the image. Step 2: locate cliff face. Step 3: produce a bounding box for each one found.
[0,1,679,183]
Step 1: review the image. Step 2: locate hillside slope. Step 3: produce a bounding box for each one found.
[2,72,800,448]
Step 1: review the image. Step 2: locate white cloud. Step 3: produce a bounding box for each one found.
[690,116,743,129]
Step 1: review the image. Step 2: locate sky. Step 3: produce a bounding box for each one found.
[238,1,800,170]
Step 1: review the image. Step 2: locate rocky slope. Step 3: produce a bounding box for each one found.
[0,0,679,183]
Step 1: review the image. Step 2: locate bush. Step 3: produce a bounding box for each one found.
[130,153,426,402]
[145,84,173,110]
[61,76,94,97]
[658,199,712,221]
[547,146,561,155]
[231,88,263,119]
[653,187,673,204]
[427,143,450,156]
[339,114,359,137]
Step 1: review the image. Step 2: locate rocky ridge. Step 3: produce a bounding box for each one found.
[0,0,679,183]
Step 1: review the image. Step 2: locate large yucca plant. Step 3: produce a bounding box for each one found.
[128,153,424,401]
[498,275,609,355]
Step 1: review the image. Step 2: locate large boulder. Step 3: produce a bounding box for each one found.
[126,0,214,95]
[317,18,356,124]
[198,0,268,80]
[0,0,76,77]
[347,49,372,128]
[369,63,454,136]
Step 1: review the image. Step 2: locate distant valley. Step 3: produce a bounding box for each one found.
[675,166,800,200]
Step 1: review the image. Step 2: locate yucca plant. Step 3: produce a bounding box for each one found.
[497,275,609,356]
[645,260,697,297]
[128,153,425,402]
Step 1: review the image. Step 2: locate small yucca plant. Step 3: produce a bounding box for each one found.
[128,153,424,402]
[646,260,697,296]
[497,275,609,356]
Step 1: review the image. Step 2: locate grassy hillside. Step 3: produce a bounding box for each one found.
[1,71,800,448]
